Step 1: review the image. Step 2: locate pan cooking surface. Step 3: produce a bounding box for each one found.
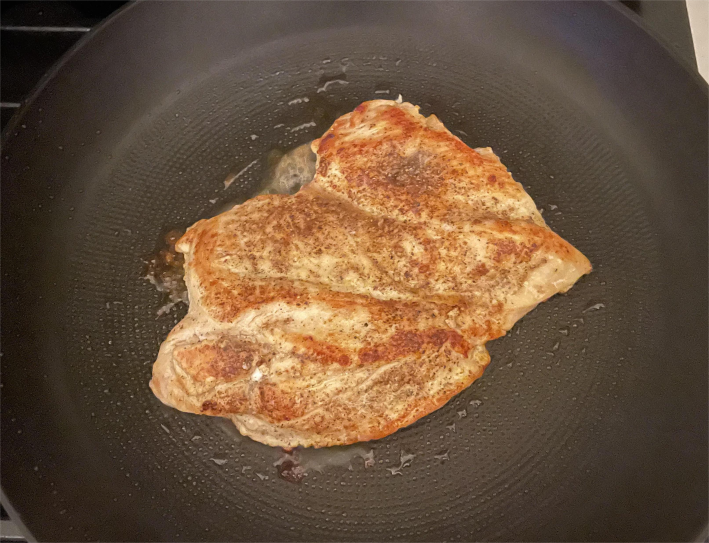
[68,45,653,540]
[1,2,706,541]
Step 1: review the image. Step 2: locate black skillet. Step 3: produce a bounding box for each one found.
[1,2,707,541]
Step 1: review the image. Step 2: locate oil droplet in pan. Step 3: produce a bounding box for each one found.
[210,456,228,466]
[583,302,605,313]
[223,158,259,189]
[386,450,415,475]
[434,450,449,463]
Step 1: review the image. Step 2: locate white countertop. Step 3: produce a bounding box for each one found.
[687,0,709,81]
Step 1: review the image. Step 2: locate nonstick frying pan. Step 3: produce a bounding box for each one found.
[1,2,707,541]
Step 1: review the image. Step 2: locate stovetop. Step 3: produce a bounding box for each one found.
[0,1,702,541]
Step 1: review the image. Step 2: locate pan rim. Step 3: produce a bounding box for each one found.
[0,2,706,541]
[1,0,706,145]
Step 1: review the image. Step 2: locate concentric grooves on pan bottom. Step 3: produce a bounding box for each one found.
[62,30,661,541]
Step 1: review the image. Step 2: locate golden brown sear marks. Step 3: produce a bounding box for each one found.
[358,329,470,365]
[313,100,545,227]
[174,338,263,383]
[150,99,591,448]
[183,190,582,326]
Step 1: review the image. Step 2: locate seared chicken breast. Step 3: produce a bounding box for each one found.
[150,99,591,448]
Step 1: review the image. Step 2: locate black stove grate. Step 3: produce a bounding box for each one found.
[0,1,126,130]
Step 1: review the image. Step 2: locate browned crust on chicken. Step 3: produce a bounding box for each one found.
[313,100,545,227]
[150,99,591,448]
